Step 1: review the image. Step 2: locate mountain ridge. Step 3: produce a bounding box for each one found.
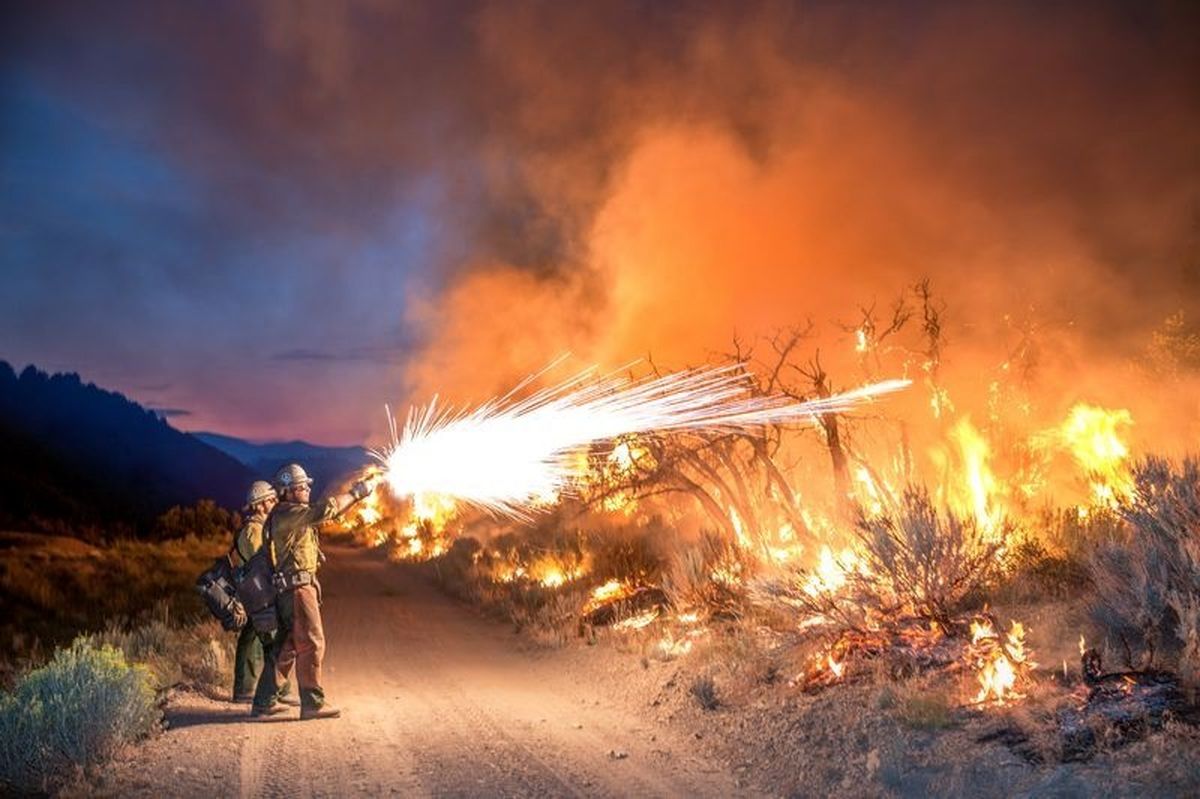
[194,432,370,493]
[0,361,253,536]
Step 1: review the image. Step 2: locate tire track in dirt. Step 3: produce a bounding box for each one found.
[104,544,743,797]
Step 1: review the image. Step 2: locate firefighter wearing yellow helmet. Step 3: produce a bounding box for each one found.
[230,481,276,702]
[251,463,375,720]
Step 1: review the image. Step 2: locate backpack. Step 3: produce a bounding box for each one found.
[195,551,247,631]
[236,547,279,634]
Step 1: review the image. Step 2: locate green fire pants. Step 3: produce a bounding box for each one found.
[233,622,263,698]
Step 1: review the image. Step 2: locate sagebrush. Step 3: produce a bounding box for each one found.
[1089,457,1200,683]
[0,639,159,793]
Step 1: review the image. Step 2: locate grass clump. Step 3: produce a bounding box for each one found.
[85,606,234,696]
[896,690,955,730]
[0,639,159,793]
[690,674,720,710]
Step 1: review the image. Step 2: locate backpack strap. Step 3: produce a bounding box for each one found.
[263,511,278,571]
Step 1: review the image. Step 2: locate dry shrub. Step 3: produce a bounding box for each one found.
[662,531,755,619]
[852,487,1003,624]
[584,516,674,585]
[501,582,594,646]
[1043,506,1128,558]
[430,536,484,603]
[0,640,159,793]
[690,674,720,710]
[1089,456,1200,683]
[997,535,1091,602]
[85,605,234,697]
[897,690,955,730]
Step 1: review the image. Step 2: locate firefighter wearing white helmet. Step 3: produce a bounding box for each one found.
[229,481,278,702]
[251,463,376,720]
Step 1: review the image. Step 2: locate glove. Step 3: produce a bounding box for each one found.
[350,479,376,500]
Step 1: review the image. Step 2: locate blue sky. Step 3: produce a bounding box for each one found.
[1,61,437,443]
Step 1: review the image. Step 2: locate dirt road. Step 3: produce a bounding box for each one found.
[99,544,744,797]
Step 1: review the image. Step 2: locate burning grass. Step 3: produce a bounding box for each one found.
[340,303,1200,782]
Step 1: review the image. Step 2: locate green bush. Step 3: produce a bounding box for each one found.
[0,639,159,793]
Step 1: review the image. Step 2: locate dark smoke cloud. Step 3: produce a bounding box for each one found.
[2,0,1197,441]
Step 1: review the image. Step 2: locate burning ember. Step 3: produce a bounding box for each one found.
[485,548,590,588]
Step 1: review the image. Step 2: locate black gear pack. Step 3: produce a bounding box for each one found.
[195,552,247,631]
[236,547,279,634]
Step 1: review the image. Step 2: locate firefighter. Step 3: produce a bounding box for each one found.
[251,463,375,720]
[231,481,276,702]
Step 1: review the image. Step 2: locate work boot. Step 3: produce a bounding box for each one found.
[250,703,288,718]
[299,704,341,721]
[274,680,301,706]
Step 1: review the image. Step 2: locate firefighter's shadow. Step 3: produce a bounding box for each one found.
[167,708,294,729]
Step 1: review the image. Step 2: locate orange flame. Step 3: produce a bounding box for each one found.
[971,619,1036,704]
[1059,403,1134,508]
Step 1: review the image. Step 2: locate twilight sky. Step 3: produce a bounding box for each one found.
[2,1,1198,445]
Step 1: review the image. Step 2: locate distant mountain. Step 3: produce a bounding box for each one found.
[194,432,370,492]
[0,361,255,536]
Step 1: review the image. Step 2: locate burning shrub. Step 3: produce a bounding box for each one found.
[757,488,1001,631]
[1089,457,1200,684]
[585,517,673,587]
[968,618,1037,704]
[852,487,1004,625]
[0,639,159,793]
[662,531,755,619]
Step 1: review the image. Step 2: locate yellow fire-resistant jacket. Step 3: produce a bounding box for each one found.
[265,499,339,576]
[234,511,268,565]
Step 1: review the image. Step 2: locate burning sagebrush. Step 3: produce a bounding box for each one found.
[853,487,1005,625]
[753,488,1002,630]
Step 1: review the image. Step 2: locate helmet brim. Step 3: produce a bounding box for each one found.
[277,480,314,491]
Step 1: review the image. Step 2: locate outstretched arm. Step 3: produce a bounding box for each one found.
[308,476,379,524]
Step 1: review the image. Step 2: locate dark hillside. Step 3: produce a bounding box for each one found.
[195,432,369,491]
[0,362,253,535]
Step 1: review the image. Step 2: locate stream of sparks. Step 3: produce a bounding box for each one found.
[371,362,909,517]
